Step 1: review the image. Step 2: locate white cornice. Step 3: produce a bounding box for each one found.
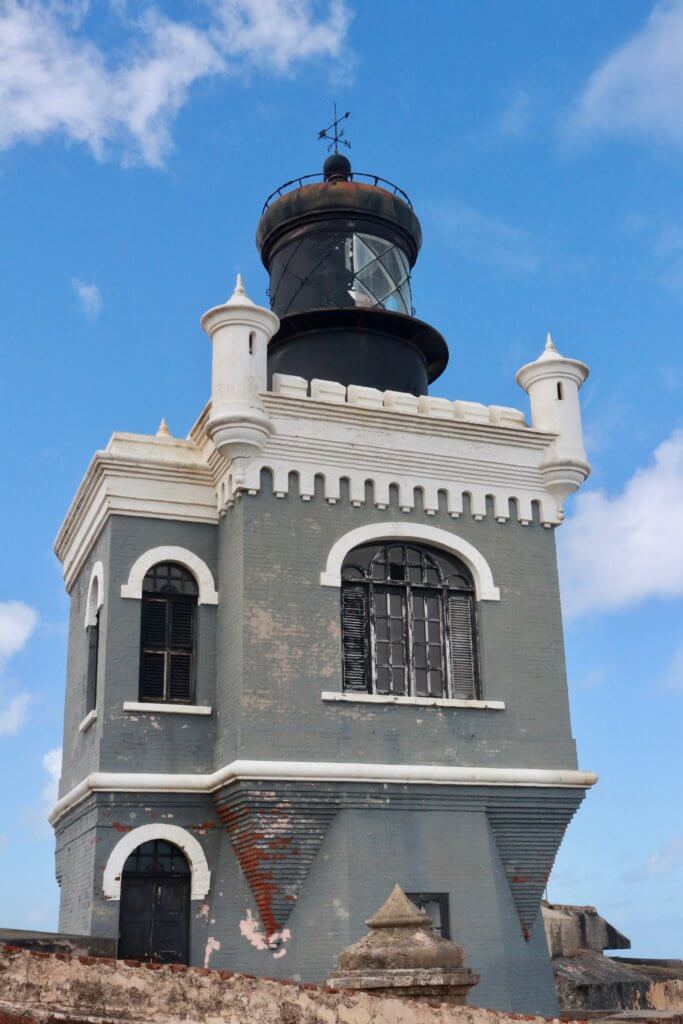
[55,435,218,590]
[55,379,589,588]
[49,759,598,826]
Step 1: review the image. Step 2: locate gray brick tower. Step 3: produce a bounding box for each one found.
[51,151,596,1015]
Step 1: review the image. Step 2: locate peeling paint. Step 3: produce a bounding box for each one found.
[239,909,291,957]
[196,903,210,920]
[332,898,349,921]
[203,936,220,968]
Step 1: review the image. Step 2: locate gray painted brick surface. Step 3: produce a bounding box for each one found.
[58,790,563,1014]
[55,476,585,1016]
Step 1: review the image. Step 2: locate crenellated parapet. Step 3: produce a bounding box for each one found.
[204,369,582,525]
[55,347,592,587]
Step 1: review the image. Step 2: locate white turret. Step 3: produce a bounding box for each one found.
[516,334,591,514]
[201,275,279,461]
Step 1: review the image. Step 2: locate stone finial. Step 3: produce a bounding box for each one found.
[545,331,557,352]
[225,272,255,307]
[156,418,171,438]
[328,885,480,1005]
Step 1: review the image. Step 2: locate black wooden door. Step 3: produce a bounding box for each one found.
[119,874,190,964]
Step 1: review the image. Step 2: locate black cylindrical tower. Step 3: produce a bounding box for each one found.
[256,157,448,396]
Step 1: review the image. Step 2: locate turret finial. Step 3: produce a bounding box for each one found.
[224,273,255,308]
[545,332,557,352]
[156,417,171,438]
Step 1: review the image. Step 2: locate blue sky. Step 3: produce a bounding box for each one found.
[0,0,681,955]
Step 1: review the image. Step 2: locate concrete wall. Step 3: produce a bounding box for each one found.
[224,478,577,770]
[55,474,582,1017]
[59,526,111,795]
[0,944,573,1024]
[56,783,583,1015]
[60,480,576,785]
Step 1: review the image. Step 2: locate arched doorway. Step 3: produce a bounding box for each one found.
[118,839,190,964]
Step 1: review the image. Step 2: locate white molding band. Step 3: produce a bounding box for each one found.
[123,701,212,716]
[102,823,211,901]
[120,546,218,605]
[84,561,104,628]
[321,692,505,710]
[319,522,501,601]
[49,759,598,826]
[78,709,98,733]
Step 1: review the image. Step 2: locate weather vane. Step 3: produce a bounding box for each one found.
[317,104,351,153]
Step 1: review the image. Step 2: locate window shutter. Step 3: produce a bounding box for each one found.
[142,599,167,647]
[85,620,99,712]
[448,594,478,699]
[341,584,370,692]
[170,601,193,649]
[140,652,165,701]
[168,654,192,702]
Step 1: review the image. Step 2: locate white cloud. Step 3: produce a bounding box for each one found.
[662,643,683,692]
[626,836,683,880]
[0,600,37,736]
[569,0,683,148]
[0,0,350,167]
[559,429,683,617]
[499,90,533,138]
[570,667,608,692]
[425,200,539,275]
[0,600,37,668]
[41,747,62,807]
[71,277,102,320]
[0,693,30,735]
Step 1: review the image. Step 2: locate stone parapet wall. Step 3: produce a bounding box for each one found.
[0,945,557,1024]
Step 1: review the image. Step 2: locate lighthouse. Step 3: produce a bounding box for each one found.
[51,146,595,1016]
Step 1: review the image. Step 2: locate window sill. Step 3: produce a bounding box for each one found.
[122,702,213,716]
[320,692,505,710]
[78,709,98,732]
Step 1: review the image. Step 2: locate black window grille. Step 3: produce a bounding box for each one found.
[139,563,198,704]
[269,230,412,317]
[85,609,100,713]
[122,839,190,877]
[406,892,451,939]
[341,543,480,699]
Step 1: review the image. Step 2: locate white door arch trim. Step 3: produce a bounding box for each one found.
[319,522,501,601]
[102,823,211,900]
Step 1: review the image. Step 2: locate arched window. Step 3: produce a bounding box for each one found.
[341,542,480,700]
[139,563,198,704]
[86,607,100,714]
[84,563,104,716]
[118,839,190,964]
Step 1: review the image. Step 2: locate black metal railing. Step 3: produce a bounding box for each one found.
[262,172,413,213]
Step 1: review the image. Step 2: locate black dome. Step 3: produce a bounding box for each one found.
[323,152,352,181]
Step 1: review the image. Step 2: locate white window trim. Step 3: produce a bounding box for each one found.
[319,523,501,601]
[78,709,98,732]
[120,546,218,605]
[321,691,505,710]
[84,561,105,628]
[103,823,211,901]
[123,701,212,716]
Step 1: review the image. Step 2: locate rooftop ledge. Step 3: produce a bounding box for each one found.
[321,692,505,710]
[268,374,529,429]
